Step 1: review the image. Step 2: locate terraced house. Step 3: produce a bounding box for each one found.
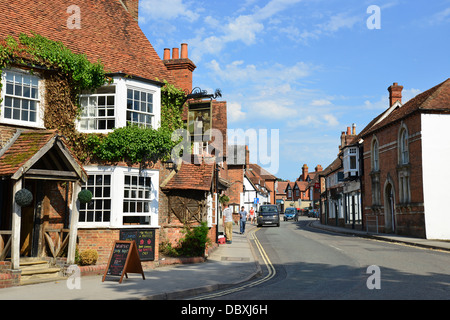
[0,0,227,286]
[360,79,450,240]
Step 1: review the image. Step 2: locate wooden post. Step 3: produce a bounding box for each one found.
[10,178,22,270]
[67,181,81,265]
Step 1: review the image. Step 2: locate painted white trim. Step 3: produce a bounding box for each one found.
[421,114,450,239]
[76,76,161,133]
[79,165,160,229]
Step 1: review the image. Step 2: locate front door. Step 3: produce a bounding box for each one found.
[19,180,44,257]
[20,181,35,256]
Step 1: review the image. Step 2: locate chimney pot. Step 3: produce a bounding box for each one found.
[347,127,351,135]
[172,48,179,59]
[163,48,170,60]
[352,123,356,135]
[181,43,188,59]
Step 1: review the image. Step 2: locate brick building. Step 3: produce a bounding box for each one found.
[360,79,450,239]
[0,0,229,287]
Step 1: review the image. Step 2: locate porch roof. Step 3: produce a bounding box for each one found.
[0,130,87,182]
[161,162,214,191]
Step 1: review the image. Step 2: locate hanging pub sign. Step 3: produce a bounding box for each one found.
[102,240,145,284]
[120,229,155,261]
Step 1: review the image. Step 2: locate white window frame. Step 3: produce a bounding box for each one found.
[78,86,116,133]
[0,68,44,128]
[79,165,159,229]
[126,86,155,128]
[76,76,161,133]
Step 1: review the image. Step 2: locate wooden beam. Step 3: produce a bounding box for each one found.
[10,179,22,270]
[25,169,78,179]
[67,181,81,265]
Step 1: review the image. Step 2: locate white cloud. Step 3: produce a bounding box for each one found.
[311,99,332,106]
[323,114,339,126]
[223,15,264,44]
[140,0,199,22]
[430,7,450,25]
[228,102,247,123]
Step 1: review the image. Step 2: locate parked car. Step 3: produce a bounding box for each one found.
[284,207,298,221]
[257,204,280,227]
[308,209,319,218]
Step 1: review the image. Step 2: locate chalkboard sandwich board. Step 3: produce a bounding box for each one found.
[102,240,145,284]
[120,229,155,261]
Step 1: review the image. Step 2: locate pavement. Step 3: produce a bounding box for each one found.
[0,218,449,300]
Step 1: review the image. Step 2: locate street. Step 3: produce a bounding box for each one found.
[194,216,450,300]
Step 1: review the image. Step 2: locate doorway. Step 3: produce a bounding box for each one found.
[19,180,44,257]
[384,183,396,233]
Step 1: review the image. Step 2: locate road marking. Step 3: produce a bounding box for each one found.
[192,228,276,300]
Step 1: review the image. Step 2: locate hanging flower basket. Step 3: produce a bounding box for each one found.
[15,189,33,207]
[78,189,93,204]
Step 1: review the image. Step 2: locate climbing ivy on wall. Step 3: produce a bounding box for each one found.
[0,32,187,166]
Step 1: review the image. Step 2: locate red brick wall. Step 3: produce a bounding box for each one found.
[227,165,244,205]
[77,228,161,265]
[362,112,425,237]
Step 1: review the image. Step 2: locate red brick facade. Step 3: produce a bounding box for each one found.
[360,83,427,238]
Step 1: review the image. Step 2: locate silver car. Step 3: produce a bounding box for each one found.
[257,204,280,227]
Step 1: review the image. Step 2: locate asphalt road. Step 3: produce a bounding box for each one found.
[197,216,450,300]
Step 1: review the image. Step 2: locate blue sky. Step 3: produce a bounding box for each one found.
[138,0,450,181]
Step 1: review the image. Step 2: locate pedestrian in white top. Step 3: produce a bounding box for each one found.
[222,204,233,244]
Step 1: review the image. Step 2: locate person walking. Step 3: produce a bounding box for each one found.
[239,206,248,234]
[249,207,255,224]
[223,204,233,244]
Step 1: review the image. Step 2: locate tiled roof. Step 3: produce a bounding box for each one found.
[276,181,289,194]
[0,130,56,176]
[0,0,174,84]
[361,78,450,137]
[248,163,277,180]
[0,129,87,181]
[162,162,214,191]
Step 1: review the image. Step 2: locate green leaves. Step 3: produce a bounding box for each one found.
[88,125,175,165]
[16,32,106,91]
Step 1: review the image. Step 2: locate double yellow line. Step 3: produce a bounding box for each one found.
[193,227,276,300]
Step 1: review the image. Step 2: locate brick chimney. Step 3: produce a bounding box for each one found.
[121,0,139,21]
[302,164,308,181]
[388,82,403,107]
[163,43,196,94]
[315,165,323,172]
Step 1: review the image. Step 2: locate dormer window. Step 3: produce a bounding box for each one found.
[1,69,42,127]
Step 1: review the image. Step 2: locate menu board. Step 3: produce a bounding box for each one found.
[120,229,155,261]
[103,240,145,284]
[107,241,131,276]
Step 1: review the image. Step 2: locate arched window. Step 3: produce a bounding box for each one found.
[399,128,409,165]
[398,125,410,203]
[372,138,379,171]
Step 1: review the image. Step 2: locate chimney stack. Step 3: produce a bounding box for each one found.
[388,82,403,107]
[163,43,196,94]
[302,164,309,181]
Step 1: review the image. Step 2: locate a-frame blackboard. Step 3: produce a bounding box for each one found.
[102,240,145,284]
